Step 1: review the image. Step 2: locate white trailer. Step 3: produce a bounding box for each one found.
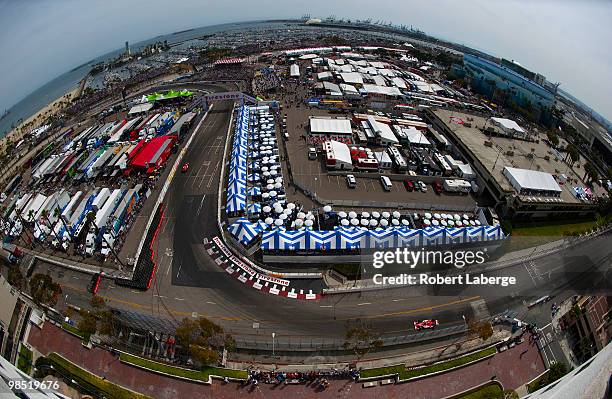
[21,194,47,222]
[85,189,122,255]
[443,179,472,194]
[91,187,111,211]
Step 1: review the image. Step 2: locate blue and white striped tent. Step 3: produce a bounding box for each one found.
[336,227,367,249]
[484,225,503,240]
[422,227,445,246]
[247,173,260,182]
[226,193,246,214]
[261,230,276,250]
[277,229,307,250]
[261,229,308,250]
[248,202,261,215]
[465,226,484,242]
[395,228,421,248]
[228,218,259,245]
[254,220,268,232]
[368,228,397,248]
[307,230,337,250]
[445,227,466,244]
[228,180,246,196]
[248,186,261,197]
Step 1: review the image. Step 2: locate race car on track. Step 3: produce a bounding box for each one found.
[414,319,439,330]
[181,163,190,173]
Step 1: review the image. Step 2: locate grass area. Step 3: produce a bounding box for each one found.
[17,346,33,374]
[120,352,248,381]
[360,347,497,380]
[512,220,598,237]
[527,371,548,393]
[41,353,150,399]
[61,322,84,339]
[455,384,503,398]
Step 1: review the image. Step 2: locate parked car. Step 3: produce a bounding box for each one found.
[346,174,357,188]
[181,163,190,173]
[418,181,427,192]
[414,319,439,330]
[432,180,443,195]
[403,179,414,192]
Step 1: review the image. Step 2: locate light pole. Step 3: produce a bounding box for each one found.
[272,332,276,357]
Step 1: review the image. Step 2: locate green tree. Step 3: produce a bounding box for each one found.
[469,321,494,341]
[547,132,560,147]
[503,389,519,399]
[343,320,383,358]
[77,310,98,339]
[175,317,229,366]
[30,273,62,307]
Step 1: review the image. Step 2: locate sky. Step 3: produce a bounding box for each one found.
[0,0,610,120]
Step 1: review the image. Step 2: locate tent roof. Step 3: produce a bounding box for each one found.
[503,167,561,193]
[310,117,352,135]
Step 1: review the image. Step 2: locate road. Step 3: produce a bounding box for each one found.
[32,93,612,351]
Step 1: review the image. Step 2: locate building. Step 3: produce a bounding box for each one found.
[489,117,526,137]
[502,167,562,197]
[366,116,398,146]
[309,117,352,139]
[323,140,353,170]
[462,54,556,124]
[426,109,598,219]
[559,296,611,361]
[524,341,611,399]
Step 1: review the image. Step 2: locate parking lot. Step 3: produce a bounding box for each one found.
[281,109,477,212]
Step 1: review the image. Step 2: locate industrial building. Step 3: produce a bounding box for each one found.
[462,54,557,124]
[426,108,599,220]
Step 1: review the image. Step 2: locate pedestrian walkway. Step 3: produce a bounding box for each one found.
[28,321,544,399]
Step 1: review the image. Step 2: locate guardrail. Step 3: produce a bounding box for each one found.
[132,105,213,275]
[232,324,467,352]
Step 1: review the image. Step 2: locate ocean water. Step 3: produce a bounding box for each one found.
[0,20,281,138]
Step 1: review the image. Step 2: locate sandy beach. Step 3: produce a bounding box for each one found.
[0,86,81,149]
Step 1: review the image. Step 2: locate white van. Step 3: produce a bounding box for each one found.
[380,176,392,191]
[346,174,356,188]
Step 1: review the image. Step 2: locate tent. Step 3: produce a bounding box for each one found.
[227,218,259,245]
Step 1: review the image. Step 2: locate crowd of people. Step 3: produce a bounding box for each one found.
[252,71,282,94]
[239,366,361,389]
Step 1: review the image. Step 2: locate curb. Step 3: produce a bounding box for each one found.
[117,350,246,385]
[359,344,500,384]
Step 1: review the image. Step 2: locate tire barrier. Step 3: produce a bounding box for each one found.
[115,204,165,290]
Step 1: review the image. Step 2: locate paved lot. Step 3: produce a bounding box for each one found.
[282,106,476,211]
[28,322,544,399]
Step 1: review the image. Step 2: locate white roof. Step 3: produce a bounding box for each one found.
[368,116,398,144]
[310,117,352,135]
[129,103,153,114]
[392,77,407,89]
[404,127,431,146]
[325,140,352,165]
[491,117,525,133]
[503,167,562,193]
[322,81,342,94]
[339,83,358,94]
[362,84,403,97]
[317,71,333,80]
[298,53,318,60]
[340,72,363,84]
[373,151,392,164]
[290,64,300,77]
[371,75,387,86]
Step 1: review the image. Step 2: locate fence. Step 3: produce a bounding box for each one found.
[233,325,467,353]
